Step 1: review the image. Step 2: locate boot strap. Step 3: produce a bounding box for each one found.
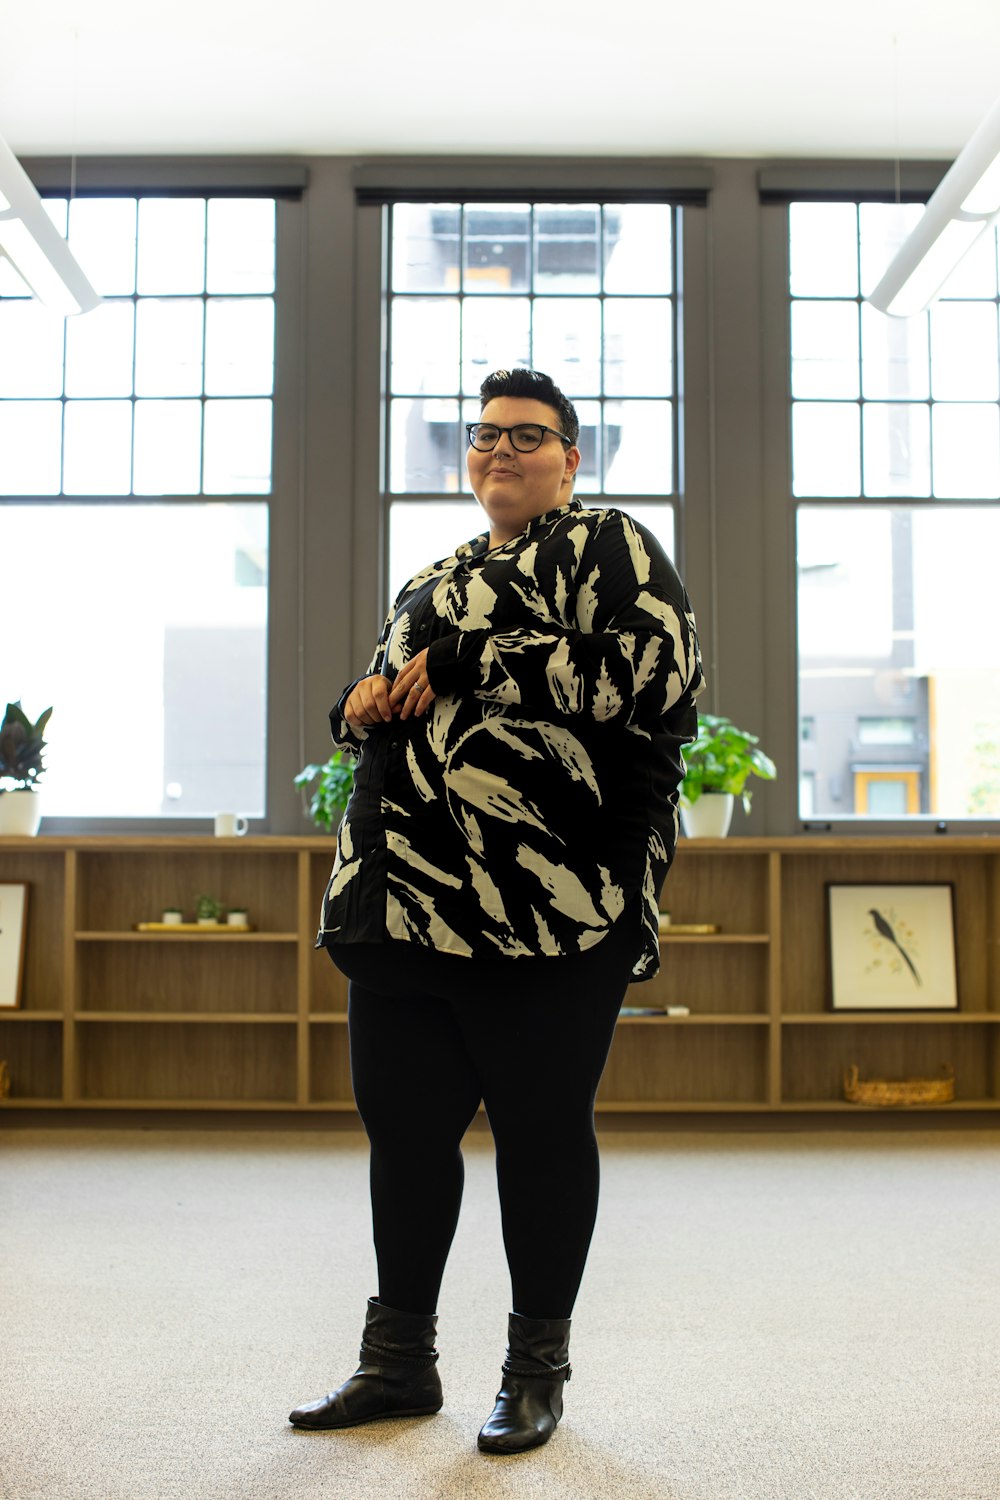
[502,1359,572,1382]
[360,1339,439,1367]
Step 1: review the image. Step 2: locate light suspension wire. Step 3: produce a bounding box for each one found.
[869,92,1000,318]
[0,130,100,317]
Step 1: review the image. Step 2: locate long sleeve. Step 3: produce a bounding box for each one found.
[426,511,703,729]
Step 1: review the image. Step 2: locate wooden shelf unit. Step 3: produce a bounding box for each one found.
[1,835,999,1118]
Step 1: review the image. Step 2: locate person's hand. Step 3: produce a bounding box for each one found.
[388,649,437,720]
[343,674,394,730]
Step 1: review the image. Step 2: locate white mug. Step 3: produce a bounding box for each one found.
[214,812,249,838]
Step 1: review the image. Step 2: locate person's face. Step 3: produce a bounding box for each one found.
[466,396,581,547]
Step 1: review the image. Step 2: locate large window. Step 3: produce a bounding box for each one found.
[385,201,678,598]
[791,202,1000,821]
[0,196,274,820]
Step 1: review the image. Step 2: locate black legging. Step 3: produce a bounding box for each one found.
[327,905,638,1321]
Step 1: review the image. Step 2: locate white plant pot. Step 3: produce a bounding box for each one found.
[0,789,42,837]
[680,791,735,839]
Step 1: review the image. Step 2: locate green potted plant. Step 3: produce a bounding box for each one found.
[0,701,53,837]
[196,894,223,928]
[295,752,355,832]
[680,713,776,838]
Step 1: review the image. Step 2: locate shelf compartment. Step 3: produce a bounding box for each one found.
[0,1019,63,1101]
[77,1021,297,1102]
[780,850,994,1016]
[75,942,298,1015]
[783,1012,1000,1025]
[77,1012,297,1024]
[309,1025,354,1104]
[630,942,770,1016]
[664,846,771,934]
[781,1021,997,1106]
[76,931,299,943]
[310,942,350,1014]
[0,848,66,1011]
[617,1013,769,1025]
[76,849,300,934]
[599,1022,768,1105]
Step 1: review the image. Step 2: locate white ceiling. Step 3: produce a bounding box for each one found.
[1,0,999,163]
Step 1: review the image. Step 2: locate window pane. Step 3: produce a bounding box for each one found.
[792,403,861,496]
[861,302,929,400]
[390,398,460,493]
[617,501,675,560]
[135,299,205,397]
[862,404,930,496]
[938,222,998,299]
[136,199,206,295]
[789,204,858,297]
[204,298,274,396]
[930,303,999,401]
[0,503,268,817]
[791,301,859,399]
[0,402,62,493]
[391,204,461,293]
[798,505,1000,818]
[932,405,1000,497]
[203,399,272,494]
[206,200,275,294]
[603,205,672,294]
[0,301,64,397]
[461,297,530,395]
[464,204,530,293]
[534,205,600,294]
[133,400,202,494]
[68,198,137,296]
[573,399,601,495]
[604,299,673,397]
[388,499,484,600]
[858,203,923,299]
[63,401,132,494]
[533,297,601,395]
[604,400,672,494]
[65,300,135,397]
[391,297,460,395]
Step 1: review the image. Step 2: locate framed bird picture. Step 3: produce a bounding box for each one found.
[825,883,958,1012]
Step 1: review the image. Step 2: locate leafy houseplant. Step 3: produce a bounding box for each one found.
[0,701,52,792]
[0,701,53,836]
[681,713,776,816]
[295,752,355,832]
[196,895,223,925]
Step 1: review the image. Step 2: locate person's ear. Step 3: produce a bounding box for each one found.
[563,445,581,480]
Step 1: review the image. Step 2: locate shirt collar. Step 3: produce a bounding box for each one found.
[458,497,582,562]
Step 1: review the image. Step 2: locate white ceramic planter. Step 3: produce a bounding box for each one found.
[680,791,735,839]
[0,789,42,836]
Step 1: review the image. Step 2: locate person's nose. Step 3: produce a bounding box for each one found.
[493,430,515,460]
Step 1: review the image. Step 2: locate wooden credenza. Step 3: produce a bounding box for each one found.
[1,835,998,1117]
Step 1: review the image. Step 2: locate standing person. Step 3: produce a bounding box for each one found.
[290,368,704,1453]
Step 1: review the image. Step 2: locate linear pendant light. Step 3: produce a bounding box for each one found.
[869,94,1000,318]
[0,132,101,316]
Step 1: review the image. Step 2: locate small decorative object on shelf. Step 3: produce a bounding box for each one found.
[161,908,184,926]
[226,908,250,928]
[196,894,223,928]
[0,1058,11,1099]
[843,1064,955,1107]
[659,921,721,936]
[679,713,776,839]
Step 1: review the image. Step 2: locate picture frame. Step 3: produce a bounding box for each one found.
[0,882,29,1010]
[826,882,958,1013]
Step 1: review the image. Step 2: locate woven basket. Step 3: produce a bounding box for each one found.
[843,1064,955,1107]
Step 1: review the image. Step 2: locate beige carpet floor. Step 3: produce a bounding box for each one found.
[1,1126,999,1500]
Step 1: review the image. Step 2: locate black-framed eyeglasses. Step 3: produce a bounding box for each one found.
[466,422,572,453]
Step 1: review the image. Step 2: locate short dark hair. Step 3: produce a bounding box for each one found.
[478,368,580,447]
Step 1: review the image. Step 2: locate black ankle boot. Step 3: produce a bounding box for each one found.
[289,1297,443,1429]
[477,1312,572,1454]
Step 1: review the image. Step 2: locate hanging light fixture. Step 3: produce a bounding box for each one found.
[0,132,100,317]
[869,94,1000,318]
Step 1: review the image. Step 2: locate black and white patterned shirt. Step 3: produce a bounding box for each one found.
[316,498,705,980]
